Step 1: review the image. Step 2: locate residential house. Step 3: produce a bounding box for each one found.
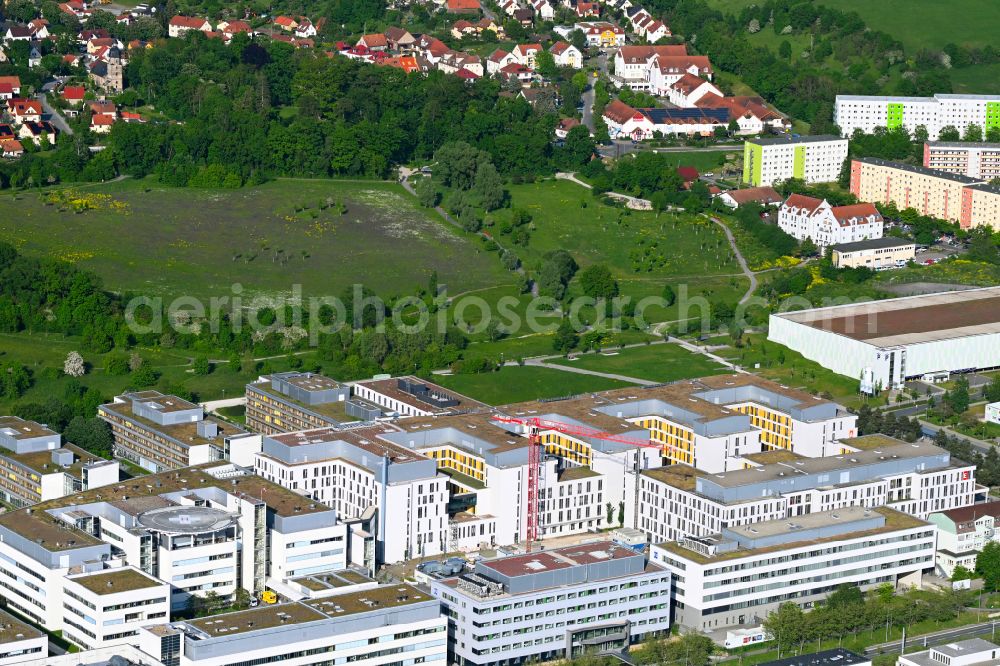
[0,137,23,158]
[357,33,388,51]
[512,8,535,26]
[3,26,34,42]
[273,16,299,31]
[385,27,416,52]
[446,0,482,12]
[532,0,555,20]
[294,19,317,38]
[512,43,543,68]
[666,72,721,108]
[7,98,42,124]
[451,20,477,39]
[0,76,20,96]
[0,83,12,100]
[487,48,518,75]
[28,19,51,40]
[168,15,212,38]
[90,113,115,133]
[777,194,884,249]
[550,41,583,69]
[500,0,521,17]
[18,120,57,145]
[715,186,783,208]
[612,44,686,87]
[642,20,669,42]
[499,62,535,85]
[697,93,788,135]
[217,20,252,40]
[61,86,86,105]
[58,1,90,19]
[476,18,504,37]
[576,2,600,17]
[555,117,581,138]
[573,21,625,47]
[62,53,81,66]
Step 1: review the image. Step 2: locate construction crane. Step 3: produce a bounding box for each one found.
[491,414,684,553]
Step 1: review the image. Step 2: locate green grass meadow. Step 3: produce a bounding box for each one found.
[551,343,728,383]
[433,365,635,404]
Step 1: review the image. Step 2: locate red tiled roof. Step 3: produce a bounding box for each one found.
[0,76,22,90]
[784,193,824,213]
[0,84,12,95]
[677,166,699,182]
[617,45,686,63]
[62,86,85,100]
[940,501,1000,527]
[671,72,709,95]
[656,55,712,74]
[831,203,881,227]
[169,15,210,29]
[724,187,783,205]
[92,114,115,126]
[602,99,640,125]
[446,0,481,10]
[455,68,479,79]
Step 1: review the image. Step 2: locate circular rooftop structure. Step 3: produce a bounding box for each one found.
[137,505,237,535]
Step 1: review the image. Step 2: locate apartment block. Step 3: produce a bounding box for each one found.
[835,94,1000,140]
[139,584,447,666]
[62,567,170,650]
[245,372,377,435]
[928,501,1000,577]
[429,541,670,665]
[651,506,935,631]
[0,609,46,665]
[830,237,916,269]
[924,142,1000,180]
[0,416,118,507]
[98,391,251,472]
[850,158,1000,229]
[637,435,975,544]
[352,376,486,417]
[742,135,848,186]
[0,463,344,634]
[777,194,884,249]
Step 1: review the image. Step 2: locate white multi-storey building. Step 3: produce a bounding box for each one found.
[743,135,848,186]
[835,94,1000,140]
[637,435,976,544]
[0,416,119,507]
[777,194,884,249]
[0,609,47,665]
[351,376,485,417]
[0,463,345,638]
[924,142,1000,180]
[430,541,671,665]
[651,505,935,631]
[928,501,1000,577]
[139,584,447,666]
[253,424,449,567]
[62,567,170,650]
[899,639,1000,666]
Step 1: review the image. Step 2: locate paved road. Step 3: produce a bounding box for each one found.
[202,397,246,412]
[865,620,1000,655]
[709,216,757,305]
[39,77,73,136]
[580,52,606,133]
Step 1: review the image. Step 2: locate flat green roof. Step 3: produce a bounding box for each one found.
[69,568,163,595]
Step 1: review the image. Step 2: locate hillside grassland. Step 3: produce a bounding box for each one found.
[433,365,635,404]
[703,0,998,50]
[551,343,728,383]
[0,178,514,302]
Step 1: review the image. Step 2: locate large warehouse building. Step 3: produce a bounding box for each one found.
[768,287,1000,392]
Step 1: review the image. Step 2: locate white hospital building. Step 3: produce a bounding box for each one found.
[651,505,936,631]
[637,434,976,544]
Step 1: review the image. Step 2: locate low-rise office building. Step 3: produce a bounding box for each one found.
[0,416,119,507]
[830,237,916,269]
[899,639,1000,666]
[638,435,975,543]
[139,584,447,666]
[924,142,1000,180]
[761,650,871,666]
[62,567,170,651]
[928,501,1000,577]
[245,372,360,434]
[352,376,486,417]
[742,135,848,186]
[0,609,47,665]
[98,391,252,472]
[430,541,671,665]
[651,506,935,631]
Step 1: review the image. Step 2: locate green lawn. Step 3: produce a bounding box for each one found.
[551,343,728,383]
[704,0,997,50]
[489,179,741,279]
[650,150,738,173]
[2,177,513,302]
[715,334,866,407]
[0,330,315,414]
[951,63,1000,96]
[433,366,635,404]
